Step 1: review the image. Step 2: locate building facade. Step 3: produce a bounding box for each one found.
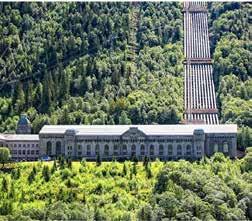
[38,124,237,160]
[0,134,39,161]
[0,124,237,161]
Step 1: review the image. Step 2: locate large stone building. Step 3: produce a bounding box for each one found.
[0,124,237,161]
[39,124,237,160]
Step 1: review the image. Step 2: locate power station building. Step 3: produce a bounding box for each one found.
[0,123,237,161]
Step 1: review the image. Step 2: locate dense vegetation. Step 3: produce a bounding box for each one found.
[0,153,251,220]
[208,2,252,148]
[0,2,183,134]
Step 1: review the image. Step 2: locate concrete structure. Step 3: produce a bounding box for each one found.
[183,2,219,124]
[38,124,237,160]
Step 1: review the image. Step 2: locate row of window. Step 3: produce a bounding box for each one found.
[213,143,229,153]
[11,149,39,155]
[76,139,192,143]
[76,144,193,151]
[5,143,39,148]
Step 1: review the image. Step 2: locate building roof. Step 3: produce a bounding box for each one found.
[39,124,237,136]
[17,114,30,126]
[0,134,5,140]
[0,134,39,141]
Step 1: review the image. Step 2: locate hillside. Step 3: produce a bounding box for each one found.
[0,2,251,148]
[0,153,251,220]
[0,2,184,134]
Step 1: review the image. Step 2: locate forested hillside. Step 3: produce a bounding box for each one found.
[208,2,252,147]
[0,2,251,147]
[0,2,183,133]
[0,153,251,220]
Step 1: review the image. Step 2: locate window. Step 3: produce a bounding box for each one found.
[186,145,191,155]
[87,145,91,156]
[27,150,30,155]
[104,145,109,156]
[22,150,26,155]
[18,150,21,155]
[56,141,61,155]
[150,145,154,156]
[177,145,182,156]
[159,145,164,156]
[122,145,127,155]
[140,145,145,156]
[36,150,39,155]
[23,144,26,147]
[113,145,118,156]
[46,141,52,156]
[27,144,30,147]
[31,150,34,155]
[223,142,229,153]
[95,144,100,155]
[32,144,34,148]
[168,144,173,155]
[78,152,82,156]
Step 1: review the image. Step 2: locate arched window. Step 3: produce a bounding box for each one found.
[114,145,118,156]
[186,144,191,155]
[177,144,182,156]
[46,141,52,156]
[104,144,109,156]
[140,144,145,155]
[56,141,61,155]
[159,144,164,155]
[214,143,218,153]
[168,144,173,155]
[87,144,91,156]
[122,144,127,155]
[150,145,154,156]
[95,144,100,155]
[223,142,229,153]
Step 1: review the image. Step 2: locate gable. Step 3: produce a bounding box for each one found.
[121,127,146,139]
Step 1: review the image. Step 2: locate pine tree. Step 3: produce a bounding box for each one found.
[42,165,50,182]
[14,83,25,112]
[132,162,137,176]
[33,83,43,110]
[26,81,33,108]
[119,111,131,124]
[51,160,57,174]
[1,177,8,192]
[122,162,127,176]
[96,153,102,166]
[60,70,70,101]
[41,74,53,113]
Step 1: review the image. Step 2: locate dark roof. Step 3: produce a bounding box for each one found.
[18,114,30,125]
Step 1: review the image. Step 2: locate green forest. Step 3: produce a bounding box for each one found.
[0,152,251,220]
[0,2,250,149]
